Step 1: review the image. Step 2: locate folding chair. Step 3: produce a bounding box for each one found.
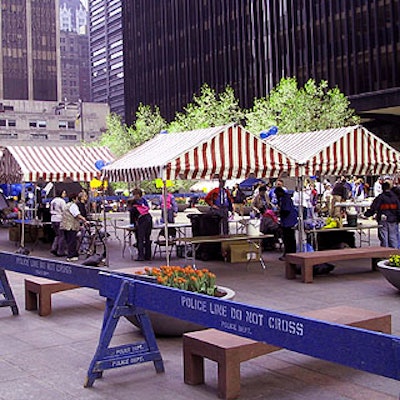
[153,228,177,259]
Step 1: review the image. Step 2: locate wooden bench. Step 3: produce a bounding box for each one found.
[24,277,79,316]
[183,306,391,400]
[285,246,400,283]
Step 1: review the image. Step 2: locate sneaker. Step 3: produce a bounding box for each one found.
[66,257,79,262]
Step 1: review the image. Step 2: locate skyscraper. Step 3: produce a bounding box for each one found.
[89,0,125,119]
[59,0,91,102]
[0,0,61,101]
[122,0,400,135]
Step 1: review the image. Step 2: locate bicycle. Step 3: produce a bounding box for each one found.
[77,220,107,258]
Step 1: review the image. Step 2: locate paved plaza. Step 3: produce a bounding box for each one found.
[0,210,399,399]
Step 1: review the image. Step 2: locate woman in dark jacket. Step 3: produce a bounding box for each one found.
[275,186,298,260]
[129,189,153,261]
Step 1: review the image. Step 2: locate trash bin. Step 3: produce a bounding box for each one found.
[187,213,222,261]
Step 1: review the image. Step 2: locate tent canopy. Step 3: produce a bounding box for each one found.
[265,125,400,177]
[0,145,114,183]
[102,124,295,182]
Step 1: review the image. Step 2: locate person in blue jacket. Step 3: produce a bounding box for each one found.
[275,186,298,261]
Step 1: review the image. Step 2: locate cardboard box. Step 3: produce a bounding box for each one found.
[222,241,261,263]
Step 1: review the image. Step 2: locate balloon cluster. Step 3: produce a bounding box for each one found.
[260,126,278,139]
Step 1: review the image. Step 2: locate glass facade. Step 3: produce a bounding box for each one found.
[89,0,125,118]
[123,0,400,124]
[1,0,59,101]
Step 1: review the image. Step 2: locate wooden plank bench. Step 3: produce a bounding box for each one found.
[285,246,400,283]
[183,306,391,400]
[24,277,79,316]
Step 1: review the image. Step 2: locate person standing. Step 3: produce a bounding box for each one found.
[251,185,271,218]
[275,186,298,261]
[129,188,153,261]
[329,176,349,218]
[365,181,400,248]
[205,177,233,235]
[373,177,383,197]
[49,189,67,256]
[231,183,246,216]
[269,179,286,211]
[159,190,178,224]
[60,193,88,261]
[77,190,89,219]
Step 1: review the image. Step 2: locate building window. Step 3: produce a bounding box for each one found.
[38,120,47,128]
[8,120,16,127]
[59,120,68,129]
[0,120,6,126]
[0,132,18,139]
[68,121,75,129]
[60,134,77,141]
[29,121,37,128]
[30,133,48,140]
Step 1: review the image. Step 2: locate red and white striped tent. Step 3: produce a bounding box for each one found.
[0,145,115,183]
[265,125,400,177]
[102,124,295,182]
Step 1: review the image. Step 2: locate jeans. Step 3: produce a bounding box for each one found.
[378,220,398,248]
[51,221,66,255]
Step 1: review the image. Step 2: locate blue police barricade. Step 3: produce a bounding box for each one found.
[0,251,400,389]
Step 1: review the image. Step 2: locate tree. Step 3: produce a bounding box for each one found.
[168,84,243,132]
[245,77,360,135]
[95,113,134,157]
[93,104,166,157]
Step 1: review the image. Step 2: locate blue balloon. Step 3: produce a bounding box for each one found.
[260,131,269,139]
[159,130,168,134]
[95,160,105,170]
[268,126,278,135]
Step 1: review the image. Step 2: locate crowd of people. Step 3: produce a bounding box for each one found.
[2,173,400,263]
[206,175,400,260]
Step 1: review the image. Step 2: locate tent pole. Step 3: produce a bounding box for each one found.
[161,181,170,266]
[18,182,27,253]
[102,181,109,267]
[298,173,306,253]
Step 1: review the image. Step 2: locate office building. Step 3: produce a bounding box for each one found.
[0,99,108,145]
[122,0,400,140]
[59,0,91,102]
[0,0,61,101]
[89,0,125,119]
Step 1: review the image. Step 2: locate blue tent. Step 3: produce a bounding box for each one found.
[239,177,265,190]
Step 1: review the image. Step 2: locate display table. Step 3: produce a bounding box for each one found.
[179,234,273,269]
[306,223,379,250]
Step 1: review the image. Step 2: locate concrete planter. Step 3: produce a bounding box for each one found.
[127,286,235,337]
[195,205,211,213]
[377,260,400,291]
[177,203,189,212]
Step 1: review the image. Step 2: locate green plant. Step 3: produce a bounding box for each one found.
[175,197,187,204]
[389,255,400,267]
[138,266,217,296]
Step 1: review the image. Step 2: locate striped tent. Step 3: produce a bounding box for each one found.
[102,124,295,182]
[265,125,400,177]
[0,145,115,183]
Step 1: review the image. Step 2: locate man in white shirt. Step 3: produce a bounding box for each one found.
[60,193,88,261]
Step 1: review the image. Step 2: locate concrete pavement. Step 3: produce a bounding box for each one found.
[0,210,399,399]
